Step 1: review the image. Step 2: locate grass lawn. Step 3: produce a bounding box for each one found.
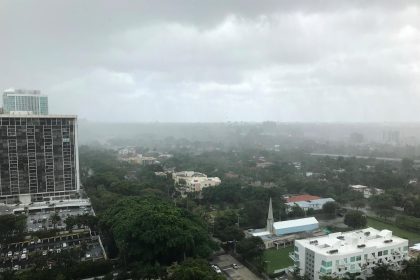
[263,246,294,274]
[367,217,420,241]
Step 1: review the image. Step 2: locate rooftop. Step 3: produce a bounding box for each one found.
[273,217,318,230]
[296,227,408,256]
[0,114,77,118]
[286,198,335,207]
[3,88,42,95]
[350,185,369,189]
[286,195,321,203]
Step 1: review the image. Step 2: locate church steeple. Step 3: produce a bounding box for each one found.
[266,197,274,234]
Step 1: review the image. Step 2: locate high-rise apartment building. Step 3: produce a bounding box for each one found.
[292,227,409,280]
[2,89,49,115]
[0,115,79,203]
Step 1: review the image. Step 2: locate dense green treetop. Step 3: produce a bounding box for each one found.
[344,210,367,229]
[100,196,217,265]
[0,214,26,242]
[168,258,224,280]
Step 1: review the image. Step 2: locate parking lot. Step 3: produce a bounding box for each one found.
[211,254,261,280]
[0,231,104,271]
[26,206,92,232]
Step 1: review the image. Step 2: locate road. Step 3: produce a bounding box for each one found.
[211,254,261,280]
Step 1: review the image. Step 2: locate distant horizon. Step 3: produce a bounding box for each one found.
[77,120,420,125]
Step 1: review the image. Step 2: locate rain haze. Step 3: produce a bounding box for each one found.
[4,2,420,279]
[1,0,419,123]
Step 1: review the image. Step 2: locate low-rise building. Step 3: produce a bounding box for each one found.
[286,195,321,203]
[350,185,384,198]
[172,171,221,192]
[284,195,335,212]
[286,198,336,212]
[292,227,409,280]
[246,198,321,249]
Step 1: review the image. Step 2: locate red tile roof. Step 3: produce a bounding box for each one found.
[286,195,321,203]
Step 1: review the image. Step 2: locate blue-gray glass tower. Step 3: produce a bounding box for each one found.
[3,89,48,115]
[0,115,80,202]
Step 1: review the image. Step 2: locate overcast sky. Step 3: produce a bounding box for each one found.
[0,1,419,122]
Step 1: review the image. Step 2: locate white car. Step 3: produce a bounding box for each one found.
[211,265,222,274]
[7,251,12,257]
[42,251,48,256]
[21,253,27,260]
[22,248,27,254]
[62,242,67,248]
[85,253,91,258]
[13,265,20,271]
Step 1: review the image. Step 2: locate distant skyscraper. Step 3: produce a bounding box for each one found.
[0,115,79,203]
[2,89,48,115]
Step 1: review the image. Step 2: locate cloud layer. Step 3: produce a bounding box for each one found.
[0,0,419,122]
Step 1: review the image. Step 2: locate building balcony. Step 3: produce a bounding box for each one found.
[289,252,298,262]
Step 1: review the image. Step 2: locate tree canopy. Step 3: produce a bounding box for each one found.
[344,210,367,229]
[168,258,224,280]
[100,196,217,265]
[0,214,26,242]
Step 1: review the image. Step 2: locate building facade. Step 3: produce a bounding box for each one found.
[3,89,48,115]
[0,115,79,203]
[172,171,221,192]
[292,228,409,280]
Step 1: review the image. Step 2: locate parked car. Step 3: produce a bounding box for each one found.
[211,264,222,274]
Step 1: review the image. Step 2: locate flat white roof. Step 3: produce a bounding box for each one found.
[0,114,77,118]
[350,185,368,189]
[252,231,271,237]
[273,217,318,230]
[296,227,408,256]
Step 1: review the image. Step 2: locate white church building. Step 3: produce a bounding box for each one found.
[245,198,321,249]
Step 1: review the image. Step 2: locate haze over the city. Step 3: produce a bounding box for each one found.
[1,0,419,122]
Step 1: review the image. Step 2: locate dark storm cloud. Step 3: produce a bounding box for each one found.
[0,0,419,122]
